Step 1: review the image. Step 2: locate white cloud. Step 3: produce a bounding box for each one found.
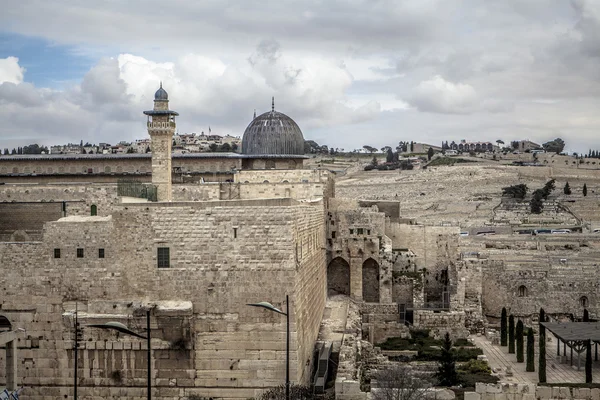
[0,57,25,84]
[409,75,479,114]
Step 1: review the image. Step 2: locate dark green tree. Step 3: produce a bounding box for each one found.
[564,182,571,195]
[386,148,394,163]
[436,332,458,386]
[526,328,535,372]
[542,138,566,154]
[583,183,588,197]
[502,184,528,199]
[539,308,547,383]
[516,320,524,362]
[586,339,593,384]
[584,309,590,322]
[208,143,218,152]
[501,307,508,346]
[427,147,434,161]
[531,190,544,214]
[410,141,414,152]
[508,315,515,353]
[220,142,232,152]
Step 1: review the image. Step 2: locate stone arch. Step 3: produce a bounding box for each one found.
[328,257,350,296]
[518,285,527,297]
[0,316,11,331]
[362,258,380,303]
[265,160,276,169]
[580,296,589,308]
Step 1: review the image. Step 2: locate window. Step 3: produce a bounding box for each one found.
[518,285,527,297]
[98,248,105,259]
[357,228,364,235]
[580,296,589,308]
[349,229,354,235]
[54,249,61,259]
[77,248,84,258]
[90,204,97,216]
[233,227,238,239]
[367,230,371,235]
[331,220,335,226]
[331,231,336,239]
[157,247,170,268]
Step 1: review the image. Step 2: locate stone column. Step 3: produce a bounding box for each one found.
[350,257,363,300]
[6,340,17,391]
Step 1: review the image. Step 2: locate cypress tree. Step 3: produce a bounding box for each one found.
[539,308,547,383]
[584,309,590,322]
[586,339,593,383]
[526,328,535,372]
[436,332,458,386]
[516,320,524,362]
[508,314,515,354]
[564,182,571,195]
[501,307,508,346]
[583,183,588,197]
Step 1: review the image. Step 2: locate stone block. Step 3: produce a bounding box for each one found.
[476,383,488,394]
[495,393,507,400]
[590,388,600,400]
[578,388,591,399]
[522,394,535,400]
[536,386,552,399]
[487,384,503,394]
[464,392,481,400]
[559,387,571,399]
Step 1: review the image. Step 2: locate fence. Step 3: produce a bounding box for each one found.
[117,180,157,202]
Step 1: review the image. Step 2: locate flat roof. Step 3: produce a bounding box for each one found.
[0,153,308,161]
[541,322,600,342]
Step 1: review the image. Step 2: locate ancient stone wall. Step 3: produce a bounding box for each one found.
[0,200,327,399]
[465,383,600,400]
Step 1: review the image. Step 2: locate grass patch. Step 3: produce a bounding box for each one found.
[427,157,477,167]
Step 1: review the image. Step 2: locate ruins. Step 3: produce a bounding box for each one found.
[1,86,600,398]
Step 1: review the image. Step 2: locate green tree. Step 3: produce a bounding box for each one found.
[220,142,232,152]
[427,147,434,161]
[542,138,566,154]
[531,190,544,214]
[516,320,524,362]
[2,148,8,155]
[539,308,547,383]
[583,183,588,197]
[586,339,593,384]
[371,156,378,166]
[436,332,458,386]
[526,328,535,372]
[508,314,515,354]
[209,143,218,152]
[410,141,414,152]
[363,145,377,153]
[564,182,571,195]
[501,307,508,346]
[231,143,239,152]
[502,184,528,199]
[386,148,394,163]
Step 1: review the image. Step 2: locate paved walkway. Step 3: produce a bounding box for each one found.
[472,333,600,384]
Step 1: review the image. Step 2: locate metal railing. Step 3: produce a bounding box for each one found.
[117,179,157,202]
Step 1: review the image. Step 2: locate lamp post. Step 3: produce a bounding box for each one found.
[88,310,152,400]
[247,295,290,400]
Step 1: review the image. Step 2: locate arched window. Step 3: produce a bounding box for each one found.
[104,166,111,173]
[518,285,528,297]
[90,204,97,216]
[580,296,589,308]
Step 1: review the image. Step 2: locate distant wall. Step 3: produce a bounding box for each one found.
[465,383,600,400]
[0,202,63,241]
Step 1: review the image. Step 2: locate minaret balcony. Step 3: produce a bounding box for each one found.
[147,121,177,129]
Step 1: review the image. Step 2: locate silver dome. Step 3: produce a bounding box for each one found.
[242,102,304,155]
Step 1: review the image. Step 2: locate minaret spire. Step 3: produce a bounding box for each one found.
[272,97,275,112]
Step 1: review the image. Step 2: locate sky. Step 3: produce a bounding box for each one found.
[0,1,600,154]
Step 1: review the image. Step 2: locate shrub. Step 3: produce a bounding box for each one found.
[459,359,491,374]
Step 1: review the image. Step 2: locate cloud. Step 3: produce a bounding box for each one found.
[408,75,479,114]
[0,57,25,84]
[0,43,380,149]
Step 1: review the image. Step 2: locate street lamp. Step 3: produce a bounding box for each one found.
[88,309,152,400]
[247,295,290,400]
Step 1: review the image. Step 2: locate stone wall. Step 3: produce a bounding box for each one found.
[0,202,64,241]
[465,383,600,400]
[0,199,327,399]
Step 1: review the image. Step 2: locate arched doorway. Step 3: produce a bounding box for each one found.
[90,204,97,216]
[328,257,350,296]
[362,258,380,303]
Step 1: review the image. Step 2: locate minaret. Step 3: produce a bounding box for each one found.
[143,83,179,202]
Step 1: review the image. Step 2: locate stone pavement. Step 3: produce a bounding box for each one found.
[472,333,600,384]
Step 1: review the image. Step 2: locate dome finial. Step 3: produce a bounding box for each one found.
[160,81,163,88]
[253,109,256,119]
[272,97,275,112]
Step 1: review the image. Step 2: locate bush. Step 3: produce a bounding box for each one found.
[459,359,491,374]
[458,371,499,387]
[454,338,475,347]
